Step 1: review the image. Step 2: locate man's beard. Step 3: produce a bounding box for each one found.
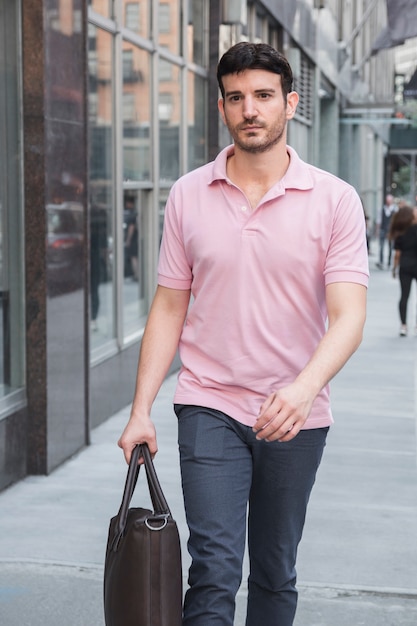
[228,118,286,154]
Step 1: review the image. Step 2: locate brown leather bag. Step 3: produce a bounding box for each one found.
[104,444,183,626]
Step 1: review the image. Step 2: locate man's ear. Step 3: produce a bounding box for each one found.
[286,91,299,120]
[218,97,226,124]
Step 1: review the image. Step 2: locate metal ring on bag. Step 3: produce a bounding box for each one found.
[145,515,168,531]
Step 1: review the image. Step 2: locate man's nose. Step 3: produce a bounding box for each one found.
[242,96,258,119]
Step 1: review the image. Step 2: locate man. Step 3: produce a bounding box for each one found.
[376,193,398,269]
[118,42,368,626]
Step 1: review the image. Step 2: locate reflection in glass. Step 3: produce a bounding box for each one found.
[188,71,207,172]
[123,1,149,37]
[88,26,115,350]
[123,191,149,338]
[159,59,180,182]
[0,0,25,398]
[122,43,151,181]
[46,203,84,297]
[159,0,180,55]
[158,190,170,246]
[88,0,111,19]
[188,0,207,66]
[121,41,151,339]
[389,154,415,201]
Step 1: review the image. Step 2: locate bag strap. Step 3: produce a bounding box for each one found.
[112,444,171,550]
[142,444,172,517]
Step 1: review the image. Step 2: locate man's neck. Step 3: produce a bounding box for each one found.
[227,142,290,188]
[225,144,290,209]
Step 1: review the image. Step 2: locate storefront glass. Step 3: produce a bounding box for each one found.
[88,0,112,19]
[123,189,150,337]
[122,43,151,337]
[123,0,149,39]
[122,43,151,182]
[159,0,181,55]
[88,26,116,351]
[0,0,25,407]
[159,59,181,182]
[87,0,209,357]
[188,71,207,172]
[188,0,207,66]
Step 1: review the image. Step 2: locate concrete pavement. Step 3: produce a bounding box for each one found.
[1,264,417,625]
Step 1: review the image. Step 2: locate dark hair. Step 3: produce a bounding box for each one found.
[217,42,293,100]
[388,205,414,241]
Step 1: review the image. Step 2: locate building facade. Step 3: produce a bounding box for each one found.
[389,37,417,204]
[0,0,400,490]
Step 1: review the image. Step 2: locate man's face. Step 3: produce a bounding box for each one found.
[218,69,298,154]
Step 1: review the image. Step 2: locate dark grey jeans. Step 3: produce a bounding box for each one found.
[175,404,329,626]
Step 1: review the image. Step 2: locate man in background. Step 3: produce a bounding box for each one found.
[376,193,398,269]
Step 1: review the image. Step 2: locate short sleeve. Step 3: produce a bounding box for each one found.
[158,190,193,290]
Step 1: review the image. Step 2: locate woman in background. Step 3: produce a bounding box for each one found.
[389,205,417,336]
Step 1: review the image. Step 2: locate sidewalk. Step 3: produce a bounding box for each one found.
[1,265,417,625]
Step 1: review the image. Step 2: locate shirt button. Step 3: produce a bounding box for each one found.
[241,205,247,212]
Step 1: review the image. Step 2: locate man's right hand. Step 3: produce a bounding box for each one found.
[117,416,158,464]
[116,285,190,465]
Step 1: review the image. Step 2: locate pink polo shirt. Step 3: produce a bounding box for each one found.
[158,145,369,429]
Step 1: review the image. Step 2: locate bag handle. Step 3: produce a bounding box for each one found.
[111,444,171,550]
[142,444,172,516]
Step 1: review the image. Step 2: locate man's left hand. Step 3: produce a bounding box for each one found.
[253,383,313,442]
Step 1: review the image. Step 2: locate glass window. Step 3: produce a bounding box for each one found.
[188,71,207,171]
[88,0,111,19]
[88,27,115,351]
[159,3,171,33]
[159,92,173,120]
[159,0,180,54]
[268,22,283,51]
[123,92,136,122]
[188,0,208,66]
[0,0,25,402]
[389,154,417,202]
[85,0,210,352]
[122,49,134,80]
[122,43,151,181]
[254,11,265,43]
[159,57,173,82]
[123,190,150,338]
[125,2,140,32]
[122,43,151,339]
[158,189,170,245]
[124,0,149,38]
[159,60,181,182]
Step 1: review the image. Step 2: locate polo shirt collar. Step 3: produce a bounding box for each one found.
[209,144,314,191]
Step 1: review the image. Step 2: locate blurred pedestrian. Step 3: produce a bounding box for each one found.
[124,196,139,281]
[389,205,417,336]
[376,193,398,269]
[90,203,108,330]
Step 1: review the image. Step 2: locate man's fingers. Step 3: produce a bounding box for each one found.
[254,408,291,438]
[254,394,283,432]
